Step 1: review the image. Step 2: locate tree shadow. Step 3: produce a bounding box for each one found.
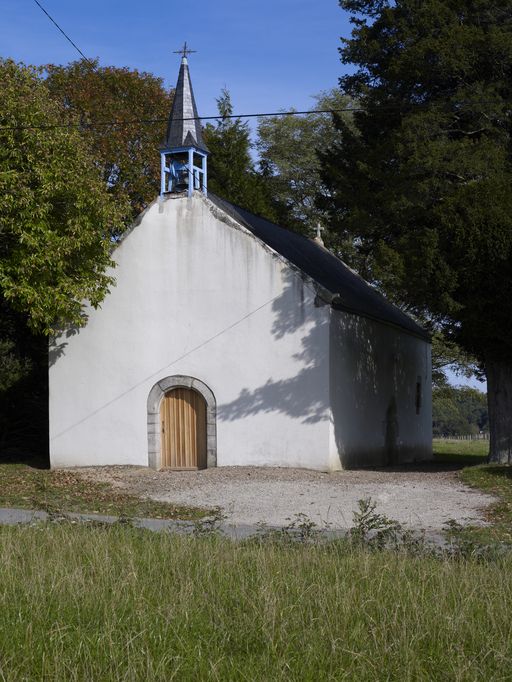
[329,310,430,468]
[217,267,431,469]
[482,465,512,479]
[217,271,330,424]
[49,324,80,367]
[370,459,485,473]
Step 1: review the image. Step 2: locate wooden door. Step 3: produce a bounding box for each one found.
[160,388,207,469]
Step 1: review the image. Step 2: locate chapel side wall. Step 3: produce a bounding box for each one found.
[329,309,432,468]
[49,195,332,471]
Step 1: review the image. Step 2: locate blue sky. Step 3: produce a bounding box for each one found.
[0,0,351,117]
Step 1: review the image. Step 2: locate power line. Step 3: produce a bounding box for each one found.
[15,3,512,135]
[32,0,95,68]
[0,108,360,132]
[1,102,509,133]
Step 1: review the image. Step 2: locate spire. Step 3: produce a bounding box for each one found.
[160,44,209,197]
[164,45,208,153]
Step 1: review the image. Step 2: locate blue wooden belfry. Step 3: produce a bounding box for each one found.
[160,44,208,197]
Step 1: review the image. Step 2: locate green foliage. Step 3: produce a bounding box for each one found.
[321,1,512,365]
[320,1,512,460]
[0,59,126,334]
[431,330,480,387]
[257,90,353,236]
[433,385,488,436]
[0,337,30,394]
[349,497,404,549]
[45,59,173,222]
[203,89,274,216]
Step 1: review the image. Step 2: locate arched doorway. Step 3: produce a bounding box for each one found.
[147,375,216,470]
[160,387,207,469]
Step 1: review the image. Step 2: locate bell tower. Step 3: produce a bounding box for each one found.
[160,43,209,197]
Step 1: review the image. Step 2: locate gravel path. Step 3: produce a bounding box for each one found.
[75,465,496,531]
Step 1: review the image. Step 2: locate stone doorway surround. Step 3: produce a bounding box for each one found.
[147,375,217,470]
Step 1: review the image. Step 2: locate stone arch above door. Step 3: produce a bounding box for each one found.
[147,375,216,470]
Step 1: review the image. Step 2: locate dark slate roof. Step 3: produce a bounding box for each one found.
[164,58,209,153]
[209,194,430,341]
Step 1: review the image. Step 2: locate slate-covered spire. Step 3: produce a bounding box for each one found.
[160,43,208,197]
[165,54,209,153]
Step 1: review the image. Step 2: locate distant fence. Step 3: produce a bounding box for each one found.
[434,434,489,441]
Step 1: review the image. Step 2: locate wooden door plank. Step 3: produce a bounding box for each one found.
[160,387,208,470]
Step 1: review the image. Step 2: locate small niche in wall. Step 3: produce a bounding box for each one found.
[415,377,422,415]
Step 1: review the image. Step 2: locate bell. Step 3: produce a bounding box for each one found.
[176,167,189,190]
[170,160,189,192]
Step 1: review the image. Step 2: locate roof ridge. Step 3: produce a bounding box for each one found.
[206,193,430,342]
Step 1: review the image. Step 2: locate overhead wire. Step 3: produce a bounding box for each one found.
[26,0,348,137]
[1,101,509,133]
[32,0,96,68]
[0,108,360,132]
[10,1,509,137]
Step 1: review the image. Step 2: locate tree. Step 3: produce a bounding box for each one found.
[0,301,48,457]
[257,90,353,236]
[431,331,482,388]
[1,59,129,456]
[1,59,126,334]
[203,89,274,216]
[321,1,512,462]
[432,390,468,437]
[433,385,488,437]
[45,59,173,222]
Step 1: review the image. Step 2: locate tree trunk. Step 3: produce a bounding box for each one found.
[486,358,512,464]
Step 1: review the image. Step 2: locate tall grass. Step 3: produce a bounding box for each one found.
[0,524,511,680]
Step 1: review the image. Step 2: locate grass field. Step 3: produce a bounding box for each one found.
[0,462,208,520]
[459,464,512,546]
[432,439,512,547]
[0,445,511,678]
[0,523,511,681]
[433,437,489,462]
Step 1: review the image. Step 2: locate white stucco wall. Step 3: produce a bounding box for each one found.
[329,310,432,468]
[49,195,333,470]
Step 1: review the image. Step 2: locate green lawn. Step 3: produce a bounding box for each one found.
[433,437,489,463]
[458,464,512,546]
[0,523,510,680]
[0,462,208,520]
[432,439,512,547]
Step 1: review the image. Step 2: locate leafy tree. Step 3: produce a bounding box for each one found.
[431,331,481,388]
[432,392,468,437]
[433,385,488,437]
[321,1,512,462]
[1,59,126,334]
[257,90,353,236]
[1,60,128,456]
[203,89,274,216]
[45,59,173,221]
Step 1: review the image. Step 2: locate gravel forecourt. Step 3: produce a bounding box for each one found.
[75,465,496,532]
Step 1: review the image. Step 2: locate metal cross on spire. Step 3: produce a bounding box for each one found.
[173,42,196,59]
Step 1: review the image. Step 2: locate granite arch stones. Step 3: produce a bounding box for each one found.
[147,375,217,470]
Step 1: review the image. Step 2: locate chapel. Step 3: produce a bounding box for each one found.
[49,50,432,471]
